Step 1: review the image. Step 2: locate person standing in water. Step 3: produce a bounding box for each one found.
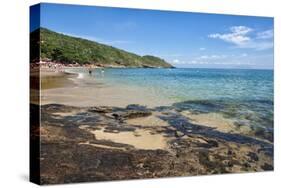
[88,69,92,75]
[88,64,94,75]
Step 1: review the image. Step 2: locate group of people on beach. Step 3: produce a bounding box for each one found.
[48,63,64,72]
[36,61,68,72]
[32,60,106,76]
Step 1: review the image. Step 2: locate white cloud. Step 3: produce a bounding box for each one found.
[170,53,273,68]
[230,26,253,35]
[183,60,254,66]
[173,59,180,63]
[198,54,227,60]
[199,47,206,51]
[241,53,248,57]
[237,41,273,50]
[185,60,209,65]
[171,59,187,65]
[256,29,273,39]
[171,59,211,65]
[199,55,208,59]
[209,26,252,45]
[208,26,273,50]
[185,60,254,66]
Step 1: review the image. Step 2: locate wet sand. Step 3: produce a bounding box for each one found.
[90,127,168,150]
[31,69,76,104]
[40,70,76,89]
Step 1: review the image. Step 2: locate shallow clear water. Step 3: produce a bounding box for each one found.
[103,69,272,101]
[69,68,273,100]
[67,68,273,140]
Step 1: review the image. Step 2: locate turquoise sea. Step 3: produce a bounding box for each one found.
[68,68,274,142]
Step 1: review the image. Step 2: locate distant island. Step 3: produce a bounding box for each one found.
[30,28,174,68]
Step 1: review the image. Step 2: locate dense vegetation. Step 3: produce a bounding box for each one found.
[31,28,173,68]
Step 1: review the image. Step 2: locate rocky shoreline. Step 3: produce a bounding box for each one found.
[34,103,273,184]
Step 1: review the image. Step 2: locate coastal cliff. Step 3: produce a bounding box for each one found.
[30,28,173,68]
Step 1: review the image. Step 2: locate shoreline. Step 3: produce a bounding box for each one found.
[40,66,175,107]
[31,60,175,70]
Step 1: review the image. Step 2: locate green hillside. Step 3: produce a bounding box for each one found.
[31,28,173,68]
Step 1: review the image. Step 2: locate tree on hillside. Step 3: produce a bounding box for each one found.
[51,48,64,62]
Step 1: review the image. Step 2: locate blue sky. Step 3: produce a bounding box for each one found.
[31,3,274,69]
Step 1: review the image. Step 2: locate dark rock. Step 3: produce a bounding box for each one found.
[243,162,251,168]
[88,106,113,113]
[227,150,233,156]
[254,128,273,143]
[174,131,185,137]
[126,104,148,111]
[112,113,121,120]
[261,163,273,171]
[247,152,259,161]
[124,110,152,119]
[194,139,218,148]
[105,126,135,132]
[112,110,152,120]
[226,161,234,167]
[104,129,120,133]
[206,140,219,147]
[100,153,133,168]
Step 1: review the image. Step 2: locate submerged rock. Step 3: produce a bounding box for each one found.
[112,110,152,120]
[88,106,113,113]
